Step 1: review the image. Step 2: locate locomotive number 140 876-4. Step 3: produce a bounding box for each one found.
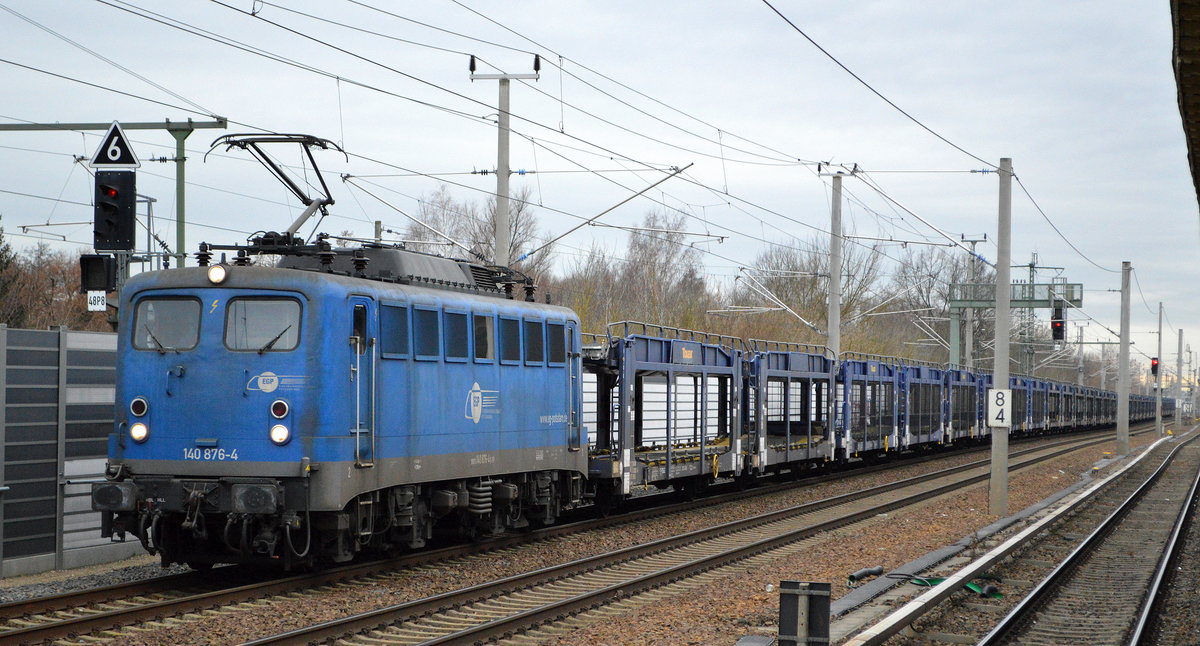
[183,448,239,461]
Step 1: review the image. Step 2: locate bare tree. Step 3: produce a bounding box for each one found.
[404,185,555,280]
[553,211,718,332]
[720,235,885,347]
[0,239,109,331]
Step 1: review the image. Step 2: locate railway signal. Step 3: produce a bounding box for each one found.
[1051,306,1066,341]
[1151,357,1160,377]
[93,170,136,251]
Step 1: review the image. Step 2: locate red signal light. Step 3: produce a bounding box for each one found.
[101,185,119,199]
[270,400,289,419]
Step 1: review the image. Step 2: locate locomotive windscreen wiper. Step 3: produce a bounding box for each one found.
[258,325,293,354]
[142,325,175,354]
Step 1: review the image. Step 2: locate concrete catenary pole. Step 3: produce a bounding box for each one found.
[828,174,843,359]
[990,158,1013,516]
[1117,262,1131,455]
[495,78,513,266]
[1076,325,1085,385]
[1156,302,1163,436]
[1177,329,1184,427]
[471,61,538,266]
[1101,343,1108,390]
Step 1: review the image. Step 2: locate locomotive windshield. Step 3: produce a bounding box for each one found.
[132,298,201,352]
[225,298,301,352]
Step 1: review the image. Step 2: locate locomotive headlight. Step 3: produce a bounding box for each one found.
[129,422,149,443]
[207,264,228,284]
[269,424,290,445]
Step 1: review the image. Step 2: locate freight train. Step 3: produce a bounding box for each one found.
[91,234,1169,568]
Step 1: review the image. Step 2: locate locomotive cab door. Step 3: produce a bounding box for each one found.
[349,297,377,467]
[567,321,581,451]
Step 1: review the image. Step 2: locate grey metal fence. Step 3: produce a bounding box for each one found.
[1,325,140,577]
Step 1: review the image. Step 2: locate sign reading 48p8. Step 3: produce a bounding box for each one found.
[988,388,1012,428]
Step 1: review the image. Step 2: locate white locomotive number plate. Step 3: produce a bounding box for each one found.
[183,448,240,461]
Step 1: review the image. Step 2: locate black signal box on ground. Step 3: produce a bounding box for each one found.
[94,170,136,251]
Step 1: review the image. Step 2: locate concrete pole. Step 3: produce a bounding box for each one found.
[1100,344,1107,390]
[169,127,192,267]
[1076,325,1084,386]
[1177,329,1184,427]
[1025,257,1036,376]
[1117,261,1131,455]
[964,239,979,369]
[495,78,512,267]
[828,174,843,359]
[374,220,383,244]
[1156,302,1163,436]
[949,311,961,365]
[990,158,1013,516]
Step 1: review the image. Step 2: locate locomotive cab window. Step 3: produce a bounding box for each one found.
[226,298,301,352]
[133,298,201,352]
[352,304,367,354]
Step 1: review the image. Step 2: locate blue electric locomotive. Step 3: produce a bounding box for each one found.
[92,236,586,567]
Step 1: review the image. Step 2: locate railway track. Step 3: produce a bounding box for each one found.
[1135,434,1200,646]
[979,436,1200,645]
[844,427,1199,646]
[244,431,1132,645]
[0,426,1146,645]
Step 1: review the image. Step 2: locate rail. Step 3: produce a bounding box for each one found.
[977,432,1200,645]
[747,338,832,358]
[1128,438,1200,643]
[248,430,1144,646]
[606,320,745,350]
[900,358,942,370]
[839,351,901,365]
[844,430,1188,645]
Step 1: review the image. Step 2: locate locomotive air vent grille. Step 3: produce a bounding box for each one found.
[469,264,499,290]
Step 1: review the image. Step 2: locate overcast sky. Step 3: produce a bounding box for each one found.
[1,1,1196,374]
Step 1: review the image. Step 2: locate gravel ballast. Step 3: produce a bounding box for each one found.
[0,432,1160,645]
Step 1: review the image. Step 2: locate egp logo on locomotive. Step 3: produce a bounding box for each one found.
[246,372,310,393]
[464,382,500,424]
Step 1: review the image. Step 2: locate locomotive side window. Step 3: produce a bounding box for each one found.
[547,323,566,365]
[500,317,521,363]
[445,312,468,360]
[473,314,495,362]
[133,298,200,351]
[414,308,440,360]
[225,298,300,352]
[523,320,545,364]
[380,304,409,357]
[352,304,367,355]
